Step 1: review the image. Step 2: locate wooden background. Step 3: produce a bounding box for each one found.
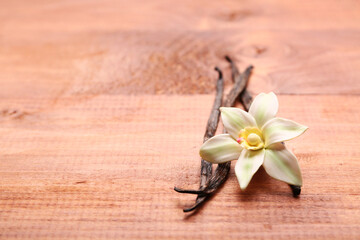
[1,0,360,239]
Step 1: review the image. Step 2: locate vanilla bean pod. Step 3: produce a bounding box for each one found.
[195,67,225,206]
[193,65,253,198]
[175,63,254,212]
[226,56,301,197]
[199,67,224,188]
[239,89,253,111]
[174,67,224,210]
[225,56,253,110]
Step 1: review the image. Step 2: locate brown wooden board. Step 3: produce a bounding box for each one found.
[0,95,359,239]
[1,1,360,96]
[0,0,360,239]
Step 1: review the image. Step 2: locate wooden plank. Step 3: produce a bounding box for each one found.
[1,0,360,32]
[1,0,360,96]
[0,95,359,239]
[1,0,360,239]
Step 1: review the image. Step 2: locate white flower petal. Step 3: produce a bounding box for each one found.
[220,107,257,140]
[235,149,265,190]
[249,92,279,128]
[199,134,242,164]
[262,117,308,147]
[263,143,302,186]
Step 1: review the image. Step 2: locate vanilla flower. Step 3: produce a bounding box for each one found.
[199,92,308,190]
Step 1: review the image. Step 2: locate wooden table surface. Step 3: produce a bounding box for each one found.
[1,0,360,239]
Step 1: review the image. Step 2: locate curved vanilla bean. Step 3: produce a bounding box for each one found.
[180,65,254,212]
[225,55,252,110]
[226,56,301,197]
[192,65,253,198]
[174,67,224,211]
[224,66,253,107]
[200,67,224,187]
[194,67,224,208]
[225,55,240,83]
[239,89,253,111]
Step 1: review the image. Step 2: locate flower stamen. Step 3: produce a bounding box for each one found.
[239,127,265,150]
[247,133,262,146]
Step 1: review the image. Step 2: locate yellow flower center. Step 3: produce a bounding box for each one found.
[247,133,262,146]
[237,127,264,151]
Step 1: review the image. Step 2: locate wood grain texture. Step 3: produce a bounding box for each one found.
[1,0,360,239]
[1,0,360,96]
[0,95,359,239]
